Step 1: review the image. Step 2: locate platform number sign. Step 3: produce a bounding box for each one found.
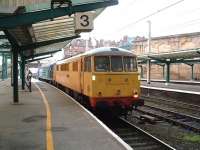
[75,12,94,33]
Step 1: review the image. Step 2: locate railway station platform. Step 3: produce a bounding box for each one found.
[0,79,130,150]
[141,80,200,95]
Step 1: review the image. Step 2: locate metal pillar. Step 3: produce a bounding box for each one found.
[1,54,3,80]
[21,56,25,90]
[162,65,165,79]
[166,63,170,83]
[11,54,13,86]
[191,64,194,80]
[1,54,4,79]
[140,66,144,79]
[147,20,151,84]
[147,59,151,83]
[12,49,18,103]
[2,54,8,80]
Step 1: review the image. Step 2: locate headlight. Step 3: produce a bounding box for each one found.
[138,75,141,80]
[133,90,138,98]
[92,75,96,81]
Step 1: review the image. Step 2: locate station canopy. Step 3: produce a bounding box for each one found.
[0,31,10,55]
[137,48,200,65]
[0,0,118,61]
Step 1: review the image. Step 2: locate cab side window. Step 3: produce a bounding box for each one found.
[66,63,69,71]
[84,57,91,72]
[73,62,78,72]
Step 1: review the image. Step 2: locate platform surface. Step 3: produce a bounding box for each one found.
[141,80,200,94]
[0,79,128,150]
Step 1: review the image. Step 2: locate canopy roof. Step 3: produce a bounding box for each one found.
[137,48,200,64]
[0,31,10,54]
[0,0,118,61]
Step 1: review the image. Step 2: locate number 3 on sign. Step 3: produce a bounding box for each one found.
[80,15,89,27]
[75,12,94,32]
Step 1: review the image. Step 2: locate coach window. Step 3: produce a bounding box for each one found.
[61,64,66,71]
[84,57,91,72]
[111,56,123,72]
[124,57,137,72]
[66,63,69,71]
[94,56,110,72]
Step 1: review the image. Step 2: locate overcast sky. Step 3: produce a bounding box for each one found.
[82,0,200,40]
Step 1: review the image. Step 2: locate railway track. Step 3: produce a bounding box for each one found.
[141,96,200,113]
[137,105,200,133]
[100,115,175,150]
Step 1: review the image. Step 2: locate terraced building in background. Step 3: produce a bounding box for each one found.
[133,32,200,81]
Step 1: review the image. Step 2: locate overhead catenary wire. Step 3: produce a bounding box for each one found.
[112,0,185,34]
[95,0,186,39]
[158,17,200,34]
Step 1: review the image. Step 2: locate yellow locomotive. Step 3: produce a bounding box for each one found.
[39,47,143,114]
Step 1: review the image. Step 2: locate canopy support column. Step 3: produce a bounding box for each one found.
[1,54,3,79]
[12,48,19,103]
[21,56,25,90]
[147,59,151,84]
[191,64,194,80]
[165,63,170,84]
[140,65,144,79]
[162,65,165,79]
[2,54,8,80]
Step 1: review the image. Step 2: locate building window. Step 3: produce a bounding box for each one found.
[57,65,59,71]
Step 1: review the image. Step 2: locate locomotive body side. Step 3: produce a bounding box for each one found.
[55,56,82,93]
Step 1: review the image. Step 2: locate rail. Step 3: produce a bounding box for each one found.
[137,105,200,133]
[99,114,175,150]
[141,96,200,113]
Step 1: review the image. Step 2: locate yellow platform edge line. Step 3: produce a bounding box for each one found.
[34,83,55,150]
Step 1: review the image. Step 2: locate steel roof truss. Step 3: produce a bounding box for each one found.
[196,51,200,55]
[36,34,75,42]
[33,24,75,32]
[0,35,6,39]
[27,55,52,63]
[26,49,61,59]
[148,56,166,63]
[35,31,75,40]
[20,34,80,51]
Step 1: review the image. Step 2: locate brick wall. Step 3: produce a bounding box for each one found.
[134,32,200,81]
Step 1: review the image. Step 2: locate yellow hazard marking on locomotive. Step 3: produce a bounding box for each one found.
[34,83,54,150]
